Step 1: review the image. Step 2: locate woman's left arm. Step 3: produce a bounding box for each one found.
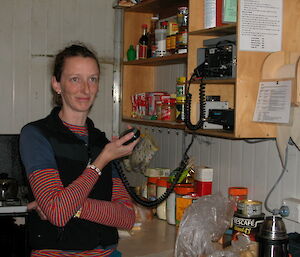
[79,172,135,230]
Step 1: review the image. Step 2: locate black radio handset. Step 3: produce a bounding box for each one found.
[184,63,207,130]
[120,127,141,145]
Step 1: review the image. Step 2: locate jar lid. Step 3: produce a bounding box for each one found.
[148,177,159,184]
[157,177,169,187]
[162,98,176,105]
[176,96,186,101]
[174,184,194,195]
[145,168,161,177]
[228,187,248,196]
[177,77,186,83]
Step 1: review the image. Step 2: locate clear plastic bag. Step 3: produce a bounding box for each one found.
[122,133,158,173]
[175,193,235,257]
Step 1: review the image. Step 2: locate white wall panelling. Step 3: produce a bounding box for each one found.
[0,0,115,135]
[148,131,300,233]
[155,63,186,93]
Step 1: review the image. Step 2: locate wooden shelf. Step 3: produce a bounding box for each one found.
[189,24,237,36]
[123,0,189,18]
[123,117,186,130]
[192,78,236,84]
[124,53,187,66]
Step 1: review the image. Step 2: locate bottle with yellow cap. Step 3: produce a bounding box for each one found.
[176,76,186,97]
[176,77,186,123]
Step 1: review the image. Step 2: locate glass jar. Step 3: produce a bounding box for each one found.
[156,177,169,220]
[156,100,162,120]
[147,177,159,201]
[228,187,248,211]
[174,184,195,226]
[161,98,176,121]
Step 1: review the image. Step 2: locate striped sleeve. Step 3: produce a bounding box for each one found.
[79,177,135,230]
[28,167,100,227]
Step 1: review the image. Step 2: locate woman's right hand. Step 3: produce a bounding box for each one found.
[27,201,48,220]
[93,131,140,169]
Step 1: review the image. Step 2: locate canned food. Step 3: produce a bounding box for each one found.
[232,212,265,241]
[237,200,262,217]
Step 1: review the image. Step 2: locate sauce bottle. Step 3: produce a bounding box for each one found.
[138,24,148,59]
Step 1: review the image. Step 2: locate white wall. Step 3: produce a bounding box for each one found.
[138,126,300,233]
[0,0,115,137]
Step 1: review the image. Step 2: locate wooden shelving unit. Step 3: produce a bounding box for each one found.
[123,117,186,130]
[124,53,187,66]
[189,24,236,36]
[121,0,300,139]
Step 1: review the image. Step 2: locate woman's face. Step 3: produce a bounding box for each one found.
[52,56,100,115]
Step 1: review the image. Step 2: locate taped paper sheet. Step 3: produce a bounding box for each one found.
[253,80,291,124]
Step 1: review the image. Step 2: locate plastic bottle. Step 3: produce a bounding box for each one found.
[156,177,169,220]
[176,76,186,97]
[176,96,185,123]
[155,21,167,57]
[138,24,148,59]
[127,45,136,61]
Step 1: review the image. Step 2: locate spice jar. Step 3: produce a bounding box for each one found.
[174,184,195,226]
[156,177,169,220]
[161,98,176,121]
[147,177,159,201]
[155,100,162,120]
[228,187,248,211]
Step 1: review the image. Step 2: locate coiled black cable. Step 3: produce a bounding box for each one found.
[114,134,195,208]
[184,72,207,130]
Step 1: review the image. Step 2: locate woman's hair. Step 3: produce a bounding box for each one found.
[52,43,100,106]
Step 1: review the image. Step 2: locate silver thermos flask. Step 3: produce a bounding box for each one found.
[258,216,289,257]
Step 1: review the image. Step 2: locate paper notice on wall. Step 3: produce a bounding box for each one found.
[204,0,217,29]
[239,0,282,52]
[253,80,291,123]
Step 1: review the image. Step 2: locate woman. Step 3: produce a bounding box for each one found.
[20,43,138,256]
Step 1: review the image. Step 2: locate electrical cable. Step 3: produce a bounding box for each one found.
[244,139,274,144]
[264,145,289,215]
[184,68,206,130]
[114,134,196,208]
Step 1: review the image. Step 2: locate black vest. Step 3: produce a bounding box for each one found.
[25,107,118,250]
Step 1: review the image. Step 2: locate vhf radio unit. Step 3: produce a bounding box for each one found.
[197,34,236,79]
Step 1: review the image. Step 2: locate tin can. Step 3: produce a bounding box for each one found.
[232,212,265,241]
[237,200,262,217]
